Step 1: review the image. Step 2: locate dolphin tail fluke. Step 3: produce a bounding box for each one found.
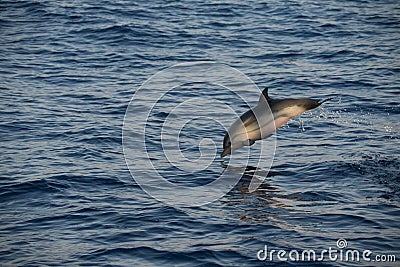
[220,147,231,158]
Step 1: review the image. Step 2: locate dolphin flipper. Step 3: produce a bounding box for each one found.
[242,140,255,146]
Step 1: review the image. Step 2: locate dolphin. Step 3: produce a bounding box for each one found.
[221,87,332,157]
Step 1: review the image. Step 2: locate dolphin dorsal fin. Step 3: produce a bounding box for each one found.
[259,87,272,103]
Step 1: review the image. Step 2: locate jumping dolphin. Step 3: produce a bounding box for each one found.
[221,87,332,157]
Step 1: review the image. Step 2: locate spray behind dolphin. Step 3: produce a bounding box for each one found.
[221,87,332,158]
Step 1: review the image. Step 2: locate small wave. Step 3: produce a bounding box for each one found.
[348,154,400,198]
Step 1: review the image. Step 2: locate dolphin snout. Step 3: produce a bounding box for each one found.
[302,97,333,111]
[302,99,321,111]
[317,97,334,105]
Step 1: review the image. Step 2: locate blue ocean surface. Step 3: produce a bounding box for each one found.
[1,0,399,266]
